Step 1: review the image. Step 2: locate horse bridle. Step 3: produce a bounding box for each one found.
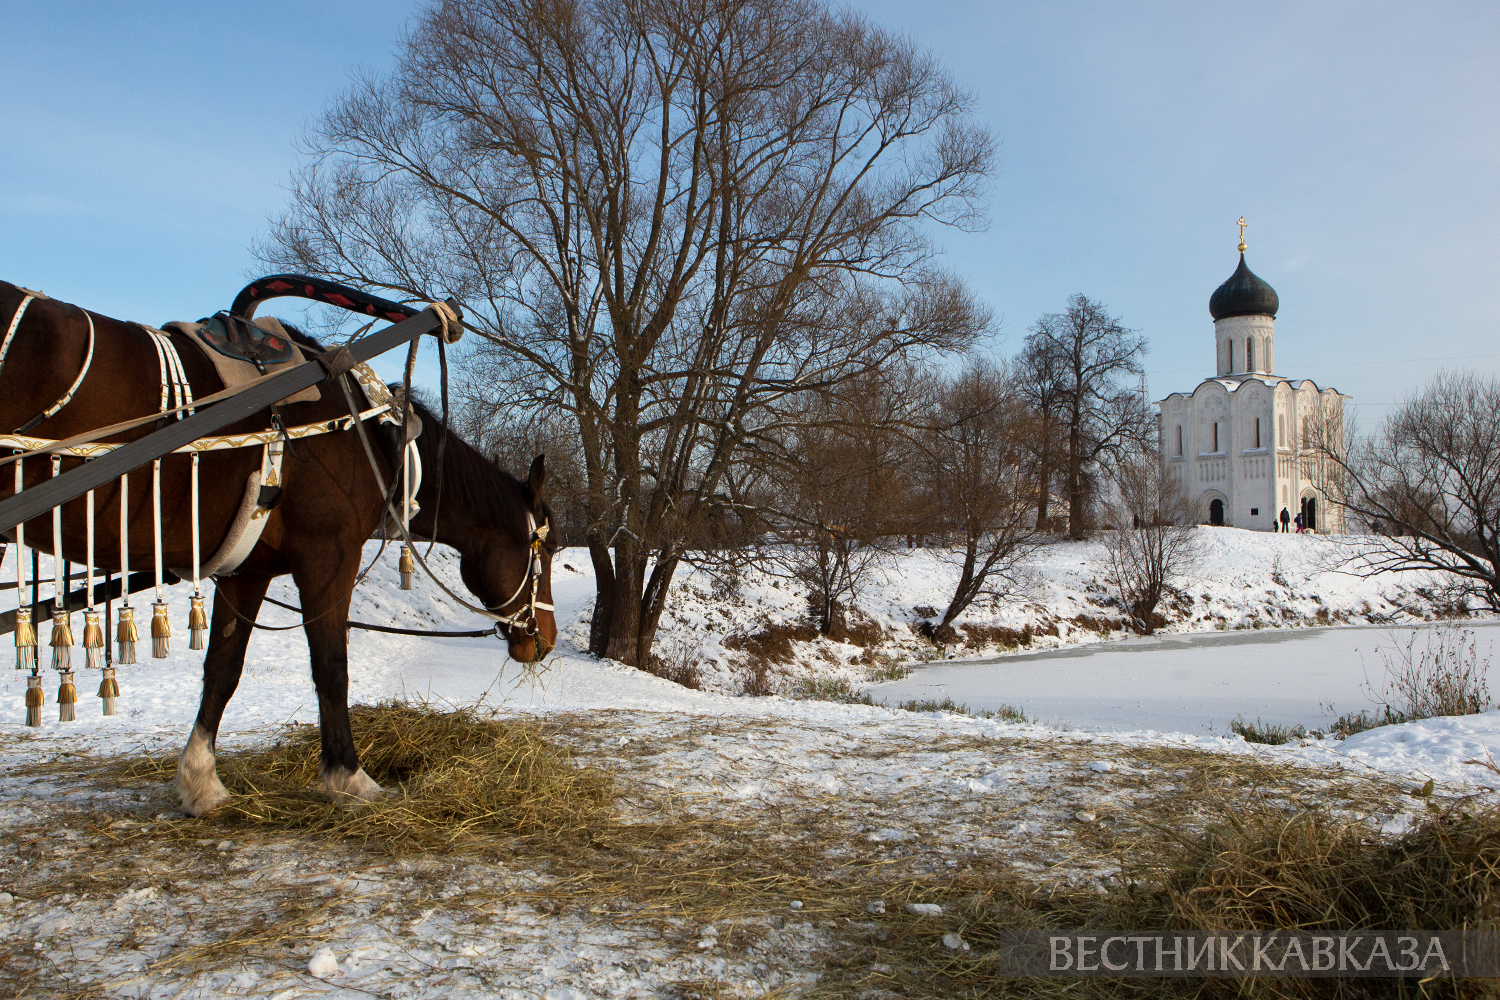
[488,511,554,638]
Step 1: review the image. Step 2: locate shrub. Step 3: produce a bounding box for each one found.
[892,697,1027,723]
[1365,625,1492,721]
[898,696,966,714]
[864,654,910,683]
[646,640,703,690]
[992,702,1029,723]
[1326,709,1385,738]
[1230,716,1309,745]
[792,676,874,705]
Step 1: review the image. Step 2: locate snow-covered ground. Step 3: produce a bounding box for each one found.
[0,528,1496,997]
[1,527,1492,787]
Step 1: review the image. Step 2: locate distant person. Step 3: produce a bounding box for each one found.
[1279,507,1291,532]
[1294,512,1304,534]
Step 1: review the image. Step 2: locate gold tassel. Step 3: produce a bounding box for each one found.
[14,608,37,672]
[188,594,208,651]
[82,609,105,671]
[25,672,43,727]
[116,606,138,665]
[57,671,76,723]
[399,545,416,591]
[98,666,119,716]
[151,601,171,659]
[49,612,74,673]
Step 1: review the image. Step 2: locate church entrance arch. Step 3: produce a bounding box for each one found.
[1300,493,1318,533]
[1201,490,1229,526]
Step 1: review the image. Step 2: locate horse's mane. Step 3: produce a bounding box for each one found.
[408,398,534,529]
[275,322,533,530]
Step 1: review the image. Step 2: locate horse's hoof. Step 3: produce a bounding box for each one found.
[177,781,232,817]
[323,766,383,809]
[176,723,231,816]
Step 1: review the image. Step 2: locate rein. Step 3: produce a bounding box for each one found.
[259,594,495,639]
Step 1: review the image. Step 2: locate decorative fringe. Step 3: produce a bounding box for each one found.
[98,666,119,716]
[25,672,43,727]
[14,608,37,672]
[188,594,208,651]
[57,671,76,723]
[49,612,74,673]
[82,609,105,671]
[399,545,416,591]
[116,606,138,665]
[151,601,171,659]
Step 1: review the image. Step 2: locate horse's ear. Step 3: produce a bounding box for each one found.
[527,453,546,495]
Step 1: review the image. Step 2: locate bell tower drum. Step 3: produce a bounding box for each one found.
[1209,218,1278,376]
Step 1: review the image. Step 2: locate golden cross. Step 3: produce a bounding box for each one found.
[1237,216,1248,253]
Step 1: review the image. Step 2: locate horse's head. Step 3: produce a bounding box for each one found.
[458,454,558,663]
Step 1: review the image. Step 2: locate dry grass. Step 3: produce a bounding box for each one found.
[110,701,615,853]
[5,704,1488,999]
[833,801,1500,999]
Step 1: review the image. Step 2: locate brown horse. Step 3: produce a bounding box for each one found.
[0,280,557,814]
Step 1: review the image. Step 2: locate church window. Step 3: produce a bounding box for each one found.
[1176,424,1182,456]
[1247,338,1255,371]
[1213,422,1219,452]
[1278,414,1285,444]
[1255,417,1261,448]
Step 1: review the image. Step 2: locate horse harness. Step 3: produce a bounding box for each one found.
[1,291,553,643]
[0,291,456,727]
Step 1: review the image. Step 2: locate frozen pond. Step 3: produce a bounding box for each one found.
[868,620,1500,736]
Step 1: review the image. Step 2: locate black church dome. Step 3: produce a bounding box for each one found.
[1209,254,1279,320]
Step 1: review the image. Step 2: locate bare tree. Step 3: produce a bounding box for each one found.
[917,358,1040,626]
[452,397,591,545]
[1309,372,1500,610]
[1102,452,1197,633]
[260,0,992,665]
[1015,335,1067,531]
[1022,295,1148,538]
[751,372,916,635]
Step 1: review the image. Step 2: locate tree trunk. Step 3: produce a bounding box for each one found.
[941,532,980,626]
[1035,417,1051,530]
[602,543,647,666]
[1067,418,1084,538]
[635,554,681,666]
[586,539,615,658]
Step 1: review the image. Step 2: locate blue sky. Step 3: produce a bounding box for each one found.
[3,1,1497,417]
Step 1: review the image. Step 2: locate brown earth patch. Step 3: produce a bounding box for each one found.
[723,621,819,664]
[1072,613,1126,634]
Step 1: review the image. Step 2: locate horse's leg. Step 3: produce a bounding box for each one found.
[175,574,271,816]
[294,564,380,806]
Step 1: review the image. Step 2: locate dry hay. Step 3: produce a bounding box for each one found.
[8,705,1494,998]
[112,701,614,852]
[834,800,1500,1000]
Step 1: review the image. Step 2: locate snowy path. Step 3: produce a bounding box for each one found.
[871,620,1500,734]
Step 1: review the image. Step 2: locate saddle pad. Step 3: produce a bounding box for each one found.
[162,316,321,405]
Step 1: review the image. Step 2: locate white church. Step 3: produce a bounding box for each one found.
[1157,229,1349,532]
